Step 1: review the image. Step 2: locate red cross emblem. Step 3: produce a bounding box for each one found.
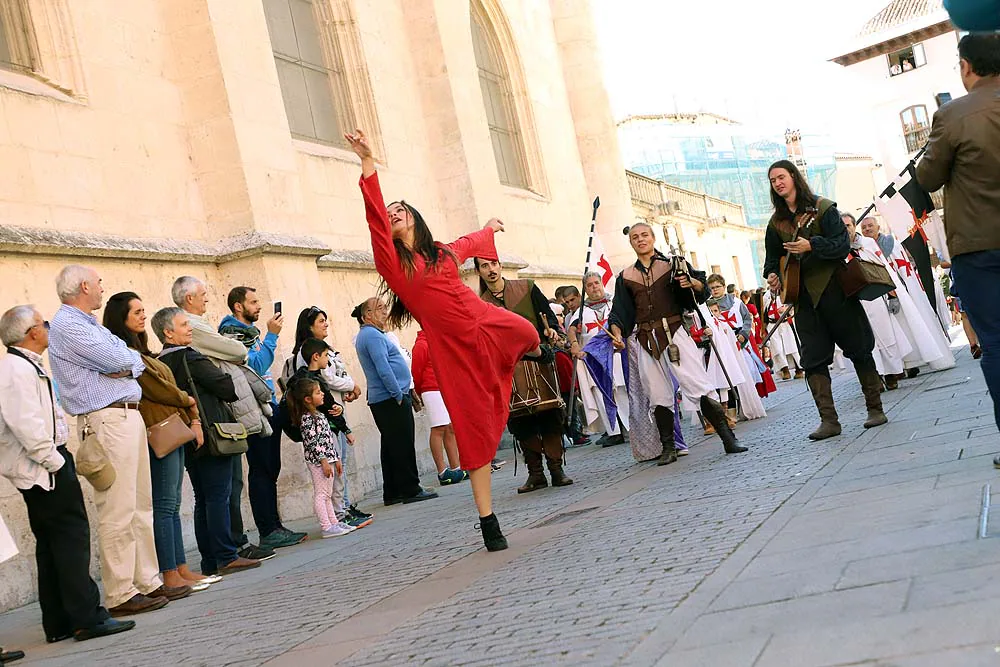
[767,302,780,320]
[895,257,913,277]
[596,254,613,286]
[585,318,607,333]
[720,311,738,328]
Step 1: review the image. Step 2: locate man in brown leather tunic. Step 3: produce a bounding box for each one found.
[609,223,747,465]
[475,257,574,493]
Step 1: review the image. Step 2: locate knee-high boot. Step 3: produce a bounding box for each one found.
[517,438,547,494]
[807,373,842,440]
[699,396,748,454]
[542,434,573,487]
[856,364,889,428]
[653,406,677,466]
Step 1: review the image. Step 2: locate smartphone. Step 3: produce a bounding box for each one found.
[274,301,282,315]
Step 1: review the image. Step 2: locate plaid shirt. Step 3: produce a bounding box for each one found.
[49,305,143,415]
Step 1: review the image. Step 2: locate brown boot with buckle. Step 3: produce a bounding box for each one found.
[517,445,548,494]
[806,373,841,440]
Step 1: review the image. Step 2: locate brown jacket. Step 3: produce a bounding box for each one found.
[137,353,197,428]
[916,77,1000,258]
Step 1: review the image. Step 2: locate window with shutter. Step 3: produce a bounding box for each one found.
[470,2,530,189]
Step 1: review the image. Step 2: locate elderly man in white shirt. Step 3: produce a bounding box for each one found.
[1,304,134,642]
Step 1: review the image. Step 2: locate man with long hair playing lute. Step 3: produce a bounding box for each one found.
[763,161,888,440]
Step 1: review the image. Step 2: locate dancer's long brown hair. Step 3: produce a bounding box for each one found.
[381,200,455,329]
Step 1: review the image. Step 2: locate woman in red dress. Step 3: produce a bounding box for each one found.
[345,130,542,552]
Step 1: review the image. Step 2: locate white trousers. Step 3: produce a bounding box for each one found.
[637,326,716,413]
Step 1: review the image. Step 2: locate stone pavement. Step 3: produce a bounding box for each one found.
[1,338,997,666]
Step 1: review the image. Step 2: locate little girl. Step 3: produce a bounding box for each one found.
[287,378,357,538]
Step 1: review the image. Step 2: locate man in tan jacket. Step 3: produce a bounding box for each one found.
[916,33,1000,466]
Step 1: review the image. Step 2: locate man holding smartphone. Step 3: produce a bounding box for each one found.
[220,287,307,550]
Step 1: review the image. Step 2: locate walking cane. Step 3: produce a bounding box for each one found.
[565,197,600,433]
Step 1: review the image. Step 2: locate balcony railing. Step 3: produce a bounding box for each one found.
[626,170,749,227]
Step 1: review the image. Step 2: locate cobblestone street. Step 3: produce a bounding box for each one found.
[1,338,997,666]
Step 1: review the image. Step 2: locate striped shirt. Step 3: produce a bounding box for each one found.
[49,304,144,415]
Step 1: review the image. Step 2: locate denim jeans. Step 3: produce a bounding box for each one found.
[149,446,186,572]
[951,250,1000,431]
[337,431,351,508]
[185,452,238,573]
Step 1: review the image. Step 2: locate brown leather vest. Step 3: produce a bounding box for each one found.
[622,259,683,359]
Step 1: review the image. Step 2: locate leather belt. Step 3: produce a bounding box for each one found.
[105,402,141,411]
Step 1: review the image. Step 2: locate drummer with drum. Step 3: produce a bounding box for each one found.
[475,258,574,493]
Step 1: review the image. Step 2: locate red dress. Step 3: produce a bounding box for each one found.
[361,173,540,470]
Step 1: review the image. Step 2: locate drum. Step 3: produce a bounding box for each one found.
[509,359,564,418]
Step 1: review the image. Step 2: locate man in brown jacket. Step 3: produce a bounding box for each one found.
[916,33,1000,466]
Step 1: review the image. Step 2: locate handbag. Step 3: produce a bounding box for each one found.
[146,411,195,459]
[182,354,249,457]
[837,252,895,301]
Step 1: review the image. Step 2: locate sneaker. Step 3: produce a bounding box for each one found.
[490,459,507,473]
[345,514,373,529]
[321,524,354,538]
[260,529,306,550]
[677,448,690,457]
[347,504,373,520]
[279,527,310,543]
[437,468,465,485]
[238,544,276,561]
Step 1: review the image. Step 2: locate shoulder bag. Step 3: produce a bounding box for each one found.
[837,251,895,301]
[181,354,249,456]
[147,412,195,459]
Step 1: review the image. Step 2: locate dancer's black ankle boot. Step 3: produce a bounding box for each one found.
[477,513,508,552]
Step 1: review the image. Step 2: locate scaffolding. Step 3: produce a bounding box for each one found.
[618,118,838,278]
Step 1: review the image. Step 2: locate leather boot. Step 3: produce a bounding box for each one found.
[726,406,738,428]
[780,366,791,381]
[516,445,548,494]
[857,366,889,428]
[653,406,677,465]
[793,369,805,380]
[699,396,748,454]
[477,513,508,552]
[806,373,841,440]
[546,457,574,486]
[541,434,572,486]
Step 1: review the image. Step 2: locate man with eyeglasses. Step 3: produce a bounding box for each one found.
[916,33,1000,467]
[1,305,137,642]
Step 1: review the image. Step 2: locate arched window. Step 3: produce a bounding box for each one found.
[0,1,37,74]
[900,105,930,153]
[264,0,381,153]
[470,1,529,189]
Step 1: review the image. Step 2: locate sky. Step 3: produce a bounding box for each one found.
[592,0,895,153]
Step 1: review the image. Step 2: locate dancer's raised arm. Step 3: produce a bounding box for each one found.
[346,130,401,283]
[345,130,376,178]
